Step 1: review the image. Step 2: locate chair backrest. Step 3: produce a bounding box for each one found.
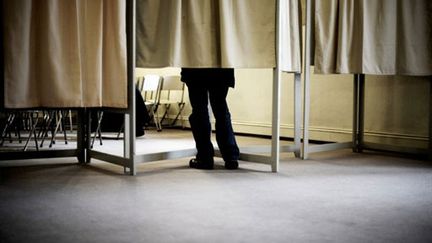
[142,74,162,103]
[161,75,183,90]
[161,75,185,102]
[143,74,161,91]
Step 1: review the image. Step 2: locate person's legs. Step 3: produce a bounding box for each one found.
[209,85,239,168]
[186,83,214,168]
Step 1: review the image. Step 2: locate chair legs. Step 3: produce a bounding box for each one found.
[35,110,69,148]
[146,104,162,132]
[153,106,162,132]
[39,111,55,148]
[171,102,185,127]
[1,110,72,151]
[1,113,16,146]
[158,102,186,129]
[49,110,68,148]
[23,112,39,151]
[159,104,171,126]
[1,112,36,149]
[116,121,124,140]
[91,111,103,148]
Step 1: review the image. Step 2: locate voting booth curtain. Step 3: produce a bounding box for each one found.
[313,0,432,75]
[3,0,127,108]
[136,0,302,72]
[3,0,303,108]
[4,0,431,108]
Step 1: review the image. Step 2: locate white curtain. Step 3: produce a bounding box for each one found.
[3,0,127,108]
[136,0,302,72]
[314,0,432,75]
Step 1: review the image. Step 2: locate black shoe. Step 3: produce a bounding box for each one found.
[225,160,239,170]
[189,158,214,170]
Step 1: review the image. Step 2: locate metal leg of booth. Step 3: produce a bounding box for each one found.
[293,73,302,158]
[302,0,313,160]
[429,82,432,160]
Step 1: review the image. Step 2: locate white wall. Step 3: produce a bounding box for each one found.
[137,68,431,148]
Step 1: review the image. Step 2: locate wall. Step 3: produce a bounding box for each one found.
[234,69,430,149]
[136,68,431,148]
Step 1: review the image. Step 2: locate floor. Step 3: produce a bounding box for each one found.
[0,129,432,243]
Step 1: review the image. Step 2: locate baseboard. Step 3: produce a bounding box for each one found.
[163,116,429,148]
[231,120,429,148]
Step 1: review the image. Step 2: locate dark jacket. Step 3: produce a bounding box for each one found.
[180,68,235,88]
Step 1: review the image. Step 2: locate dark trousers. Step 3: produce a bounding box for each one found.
[186,83,240,162]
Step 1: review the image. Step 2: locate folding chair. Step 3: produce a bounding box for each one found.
[91,111,103,148]
[38,110,68,148]
[0,112,22,146]
[141,74,162,131]
[158,75,186,129]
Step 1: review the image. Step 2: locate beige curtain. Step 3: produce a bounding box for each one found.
[280,0,302,72]
[136,0,302,72]
[3,0,127,108]
[314,0,432,75]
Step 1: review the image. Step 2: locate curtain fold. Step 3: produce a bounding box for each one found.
[3,0,127,108]
[314,0,432,75]
[218,0,276,68]
[137,1,218,68]
[136,0,302,72]
[280,0,302,72]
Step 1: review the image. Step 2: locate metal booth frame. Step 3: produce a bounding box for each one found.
[302,0,432,160]
[1,0,302,175]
